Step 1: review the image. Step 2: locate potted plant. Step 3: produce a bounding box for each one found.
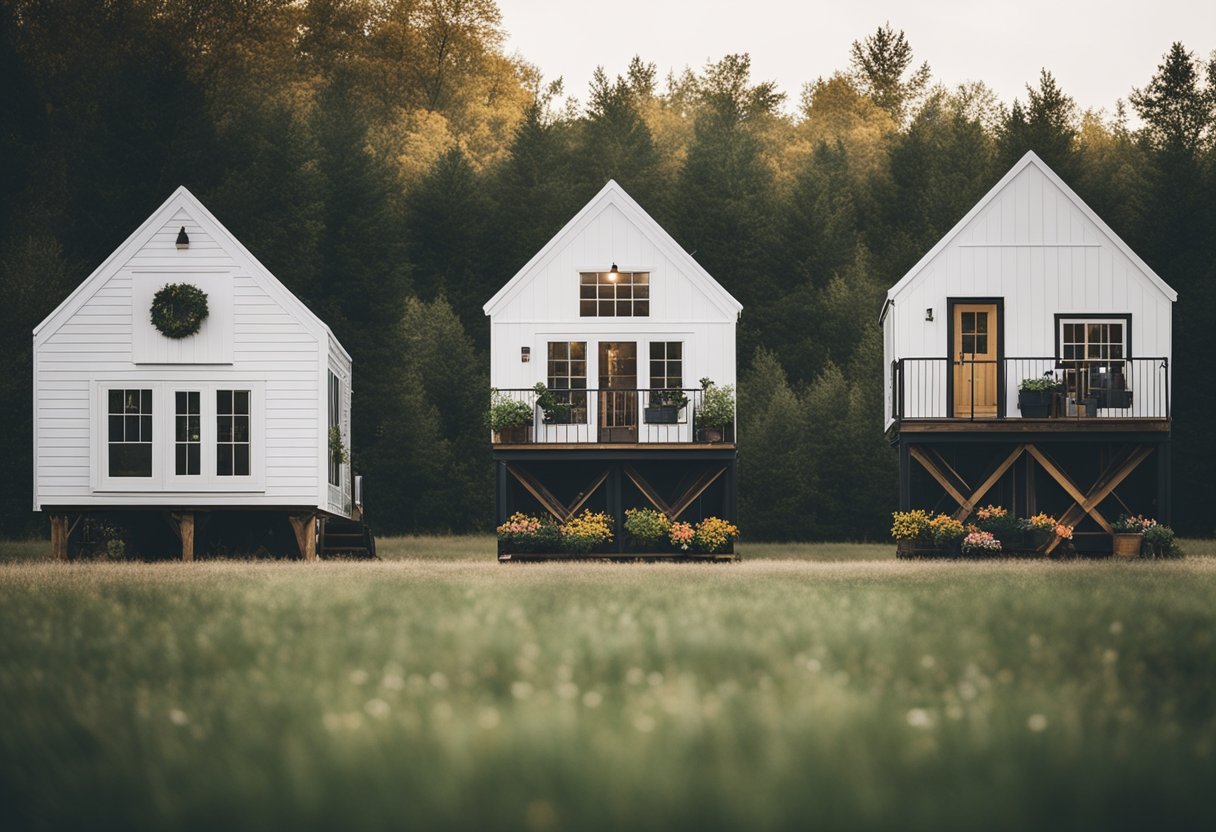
[927,514,966,556]
[695,378,735,442]
[486,389,534,443]
[644,389,688,424]
[624,508,671,550]
[533,382,573,424]
[1111,514,1149,558]
[1017,374,1059,418]
[891,509,934,557]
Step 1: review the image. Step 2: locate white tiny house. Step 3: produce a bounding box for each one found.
[484,180,741,559]
[883,151,1177,548]
[883,151,1176,427]
[484,179,741,444]
[33,187,355,558]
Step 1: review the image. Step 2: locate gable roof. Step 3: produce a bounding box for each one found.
[33,186,351,361]
[885,150,1178,304]
[483,179,743,318]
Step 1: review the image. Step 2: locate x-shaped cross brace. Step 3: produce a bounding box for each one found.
[909,444,1026,522]
[506,464,610,523]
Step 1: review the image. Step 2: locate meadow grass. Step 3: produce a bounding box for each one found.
[2,550,1216,830]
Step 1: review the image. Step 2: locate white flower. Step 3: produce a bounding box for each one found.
[364,698,390,719]
[906,708,932,728]
[168,708,189,726]
[1027,713,1048,732]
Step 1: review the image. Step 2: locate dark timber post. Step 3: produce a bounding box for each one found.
[725,457,738,524]
[1157,443,1171,525]
[898,441,911,511]
[608,463,622,553]
[496,460,509,525]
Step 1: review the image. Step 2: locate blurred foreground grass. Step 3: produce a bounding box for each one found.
[2,551,1216,830]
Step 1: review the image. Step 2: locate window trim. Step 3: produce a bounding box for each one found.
[546,340,589,424]
[647,339,688,423]
[328,371,342,487]
[93,381,265,493]
[1053,313,1133,360]
[578,270,651,318]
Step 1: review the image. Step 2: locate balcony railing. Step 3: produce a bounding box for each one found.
[891,357,1169,421]
[489,387,735,445]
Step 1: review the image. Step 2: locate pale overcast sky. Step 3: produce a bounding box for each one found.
[496,0,1215,116]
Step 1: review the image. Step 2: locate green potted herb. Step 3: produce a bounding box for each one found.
[1017,374,1059,418]
[624,507,671,550]
[487,389,534,443]
[695,378,735,442]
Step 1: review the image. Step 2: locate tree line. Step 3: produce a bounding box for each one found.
[2,1,1214,538]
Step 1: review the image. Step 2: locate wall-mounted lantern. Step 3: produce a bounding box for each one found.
[608,262,619,282]
[925,307,934,322]
[176,227,190,250]
[521,346,531,363]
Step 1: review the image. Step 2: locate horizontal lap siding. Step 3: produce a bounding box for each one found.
[36,208,325,508]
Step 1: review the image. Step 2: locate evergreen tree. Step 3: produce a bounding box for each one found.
[849,23,932,126]
[577,63,666,211]
[738,350,810,539]
[997,70,1080,179]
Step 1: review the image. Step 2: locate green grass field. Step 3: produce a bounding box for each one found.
[2,539,1216,830]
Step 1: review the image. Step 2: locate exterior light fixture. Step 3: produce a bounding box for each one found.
[176,227,190,249]
[521,346,531,363]
[925,307,934,321]
[608,262,619,282]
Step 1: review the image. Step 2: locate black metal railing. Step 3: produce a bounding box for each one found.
[892,357,1169,421]
[488,387,736,444]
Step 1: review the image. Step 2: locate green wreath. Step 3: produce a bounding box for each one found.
[150,283,209,339]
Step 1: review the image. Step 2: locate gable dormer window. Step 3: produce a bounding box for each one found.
[579,271,649,317]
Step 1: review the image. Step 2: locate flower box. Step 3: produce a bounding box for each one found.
[493,426,530,444]
[644,405,680,424]
[1017,388,1053,418]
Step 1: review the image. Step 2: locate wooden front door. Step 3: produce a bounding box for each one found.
[952,303,999,418]
[599,342,638,442]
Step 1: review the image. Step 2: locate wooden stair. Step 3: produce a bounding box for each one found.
[319,518,377,559]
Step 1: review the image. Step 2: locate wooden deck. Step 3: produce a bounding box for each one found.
[492,442,736,450]
[897,418,1169,434]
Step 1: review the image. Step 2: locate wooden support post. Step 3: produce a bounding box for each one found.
[608,464,622,554]
[289,514,318,561]
[50,514,68,561]
[1024,452,1037,518]
[898,442,911,511]
[496,461,509,524]
[1157,443,1171,525]
[180,512,194,562]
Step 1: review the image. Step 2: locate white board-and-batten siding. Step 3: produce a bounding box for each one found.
[34,188,352,516]
[485,181,741,436]
[882,152,1176,428]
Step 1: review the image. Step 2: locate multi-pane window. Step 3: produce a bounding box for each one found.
[216,390,251,476]
[649,342,683,390]
[959,311,989,355]
[546,341,588,422]
[328,371,341,487]
[1060,320,1125,362]
[107,389,153,477]
[1060,318,1129,398]
[175,391,201,476]
[579,271,650,317]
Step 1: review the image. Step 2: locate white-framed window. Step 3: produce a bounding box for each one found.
[546,341,588,423]
[95,381,264,492]
[579,271,650,317]
[1059,319,1127,362]
[107,389,154,478]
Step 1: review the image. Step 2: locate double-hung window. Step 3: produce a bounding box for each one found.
[107,389,153,478]
[328,371,342,487]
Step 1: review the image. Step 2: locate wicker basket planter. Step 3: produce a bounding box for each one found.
[1112,532,1144,559]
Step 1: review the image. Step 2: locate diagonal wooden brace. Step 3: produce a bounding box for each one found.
[1028,444,1154,554]
[623,465,727,521]
[507,464,610,524]
[910,444,1025,521]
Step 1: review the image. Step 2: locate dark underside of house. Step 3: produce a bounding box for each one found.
[492,444,738,561]
[891,419,1170,554]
